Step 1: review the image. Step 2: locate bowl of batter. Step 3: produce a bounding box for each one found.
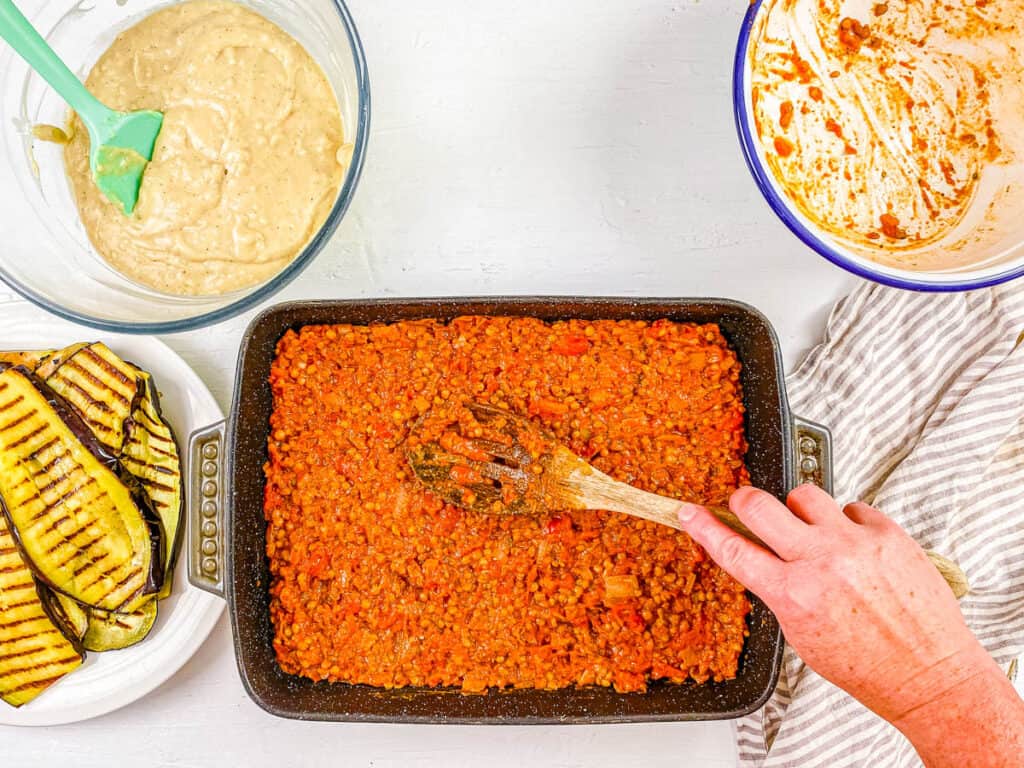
[734,0,1024,291]
[0,0,369,331]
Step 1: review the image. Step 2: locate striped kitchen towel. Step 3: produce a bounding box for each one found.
[737,281,1024,767]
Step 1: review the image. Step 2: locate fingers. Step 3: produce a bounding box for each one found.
[677,502,785,598]
[728,486,812,561]
[842,501,890,527]
[786,483,847,526]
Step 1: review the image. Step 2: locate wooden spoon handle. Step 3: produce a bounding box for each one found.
[567,468,969,598]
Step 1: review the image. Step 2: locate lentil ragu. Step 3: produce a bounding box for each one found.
[264,317,751,693]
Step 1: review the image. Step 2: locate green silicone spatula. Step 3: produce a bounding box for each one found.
[0,0,162,215]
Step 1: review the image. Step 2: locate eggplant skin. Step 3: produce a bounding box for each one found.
[0,344,180,707]
[0,366,156,612]
[128,476,166,599]
[3,346,184,601]
[35,584,88,647]
[122,369,182,599]
[37,583,158,653]
[37,343,137,455]
[0,363,123,470]
[0,515,83,708]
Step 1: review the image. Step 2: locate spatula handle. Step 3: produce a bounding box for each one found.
[570,469,969,598]
[0,0,105,119]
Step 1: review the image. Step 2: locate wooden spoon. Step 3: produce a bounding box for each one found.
[406,401,969,598]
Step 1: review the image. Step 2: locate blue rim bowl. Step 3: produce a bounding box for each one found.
[733,1,1024,292]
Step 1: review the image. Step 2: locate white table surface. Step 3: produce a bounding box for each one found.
[1,0,1018,765]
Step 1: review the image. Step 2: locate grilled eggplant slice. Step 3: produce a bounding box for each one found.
[40,583,157,652]
[82,599,157,652]
[37,585,89,643]
[2,344,184,600]
[0,514,83,708]
[122,369,182,598]
[35,342,137,455]
[0,350,56,371]
[0,365,158,612]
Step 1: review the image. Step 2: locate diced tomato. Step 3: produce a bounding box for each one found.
[528,398,569,418]
[333,455,359,479]
[551,333,589,356]
[611,603,646,631]
[543,514,574,537]
[299,546,330,578]
[434,504,462,536]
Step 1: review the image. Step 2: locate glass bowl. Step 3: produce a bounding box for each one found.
[0,0,369,332]
[733,0,1024,292]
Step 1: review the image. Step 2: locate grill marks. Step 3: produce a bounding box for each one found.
[120,373,182,597]
[131,473,176,494]
[80,598,157,651]
[5,426,44,452]
[0,344,181,687]
[1,600,38,612]
[128,416,175,448]
[13,345,182,599]
[0,408,38,434]
[0,367,153,613]
[41,344,137,455]
[71,553,109,578]
[32,478,98,522]
[0,394,25,414]
[0,346,184,705]
[0,615,44,631]
[81,563,138,597]
[0,515,83,707]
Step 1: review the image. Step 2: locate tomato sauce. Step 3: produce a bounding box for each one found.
[265,317,751,693]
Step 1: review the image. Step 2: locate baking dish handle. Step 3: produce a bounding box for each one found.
[792,416,833,494]
[186,420,227,598]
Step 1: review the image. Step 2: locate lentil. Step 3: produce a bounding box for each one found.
[265,317,751,693]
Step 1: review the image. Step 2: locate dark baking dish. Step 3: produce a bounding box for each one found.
[186,297,832,723]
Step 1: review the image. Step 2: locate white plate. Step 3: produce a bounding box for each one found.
[0,310,225,726]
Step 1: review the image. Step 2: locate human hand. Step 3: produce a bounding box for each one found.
[676,485,998,724]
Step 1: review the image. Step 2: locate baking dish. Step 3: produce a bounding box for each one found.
[185,297,832,723]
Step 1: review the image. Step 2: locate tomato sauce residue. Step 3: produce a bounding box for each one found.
[779,100,794,130]
[838,17,871,54]
[748,0,1024,270]
[264,317,751,693]
[880,213,907,239]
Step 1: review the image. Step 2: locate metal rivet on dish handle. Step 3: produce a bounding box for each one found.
[792,416,969,599]
[187,420,226,598]
[793,416,834,494]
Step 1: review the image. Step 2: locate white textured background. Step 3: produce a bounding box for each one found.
[6,0,1016,766]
